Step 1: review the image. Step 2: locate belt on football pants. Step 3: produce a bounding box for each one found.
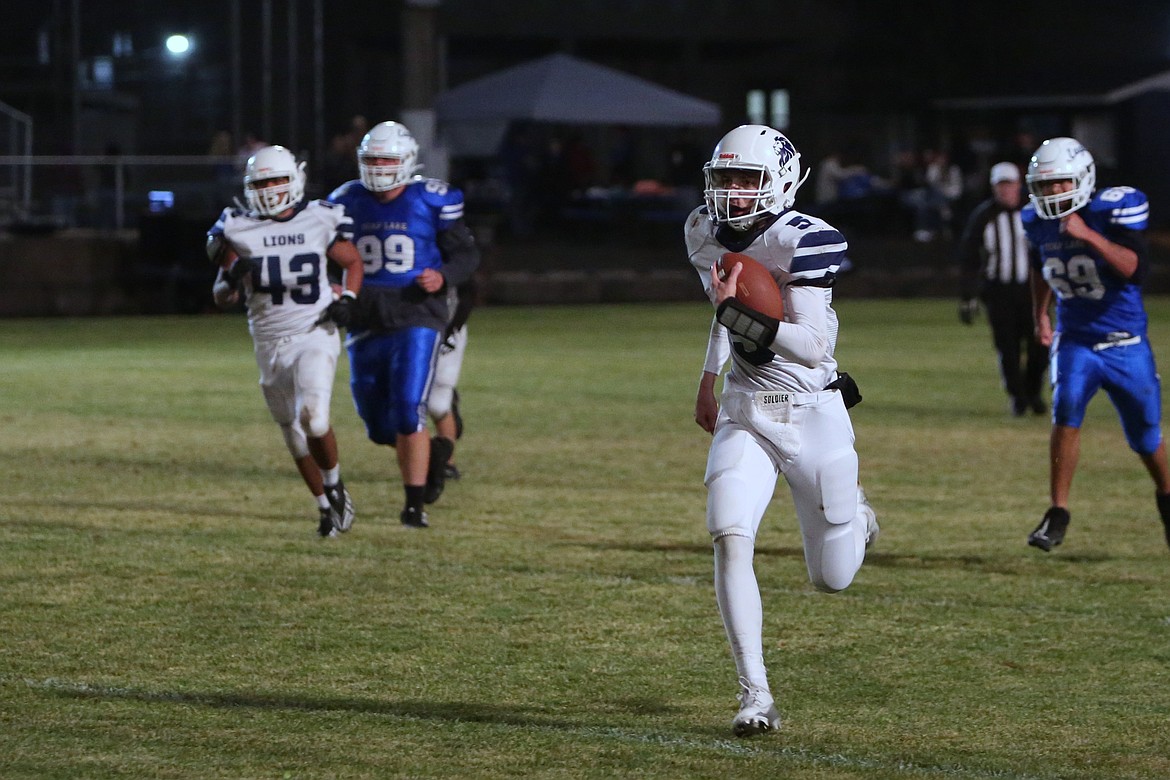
[1092,334,1142,352]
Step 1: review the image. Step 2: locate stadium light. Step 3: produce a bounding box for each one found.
[165,34,192,57]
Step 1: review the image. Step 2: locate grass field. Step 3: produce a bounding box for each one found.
[2,299,1169,779]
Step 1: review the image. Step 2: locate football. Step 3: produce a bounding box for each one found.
[717,252,785,320]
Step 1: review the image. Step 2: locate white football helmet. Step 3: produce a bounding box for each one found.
[1025,136,1096,220]
[243,145,306,217]
[703,125,809,231]
[358,121,420,192]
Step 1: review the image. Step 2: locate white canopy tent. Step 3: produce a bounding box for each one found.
[435,53,721,156]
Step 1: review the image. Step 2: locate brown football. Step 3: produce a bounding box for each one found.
[717,252,785,320]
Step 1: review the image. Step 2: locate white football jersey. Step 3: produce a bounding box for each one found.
[685,206,847,394]
[210,200,352,341]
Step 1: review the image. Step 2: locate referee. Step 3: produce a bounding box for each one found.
[956,161,1049,416]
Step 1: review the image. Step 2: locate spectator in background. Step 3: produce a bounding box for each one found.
[321,129,360,194]
[498,123,542,237]
[903,147,964,242]
[956,161,1047,416]
[813,149,868,210]
[235,130,266,172]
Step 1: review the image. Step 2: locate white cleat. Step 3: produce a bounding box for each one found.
[732,677,781,737]
[858,486,879,550]
[325,480,355,533]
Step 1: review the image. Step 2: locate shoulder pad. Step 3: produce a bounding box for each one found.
[327,179,363,203]
[1091,186,1149,230]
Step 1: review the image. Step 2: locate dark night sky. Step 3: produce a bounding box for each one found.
[4,1,1170,153]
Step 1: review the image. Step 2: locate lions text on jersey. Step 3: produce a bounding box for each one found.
[208,200,352,341]
[1022,186,1150,344]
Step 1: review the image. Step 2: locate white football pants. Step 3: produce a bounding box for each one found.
[705,389,868,685]
[428,325,467,419]
[254,327,341,458]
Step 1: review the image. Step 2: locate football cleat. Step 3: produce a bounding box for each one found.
[858,486,879,550]
[732,677,781,737]
[317,507,338,538]
[444,463,462,480]
[1156,492,1170,550]
[400,506,429,529]
[324,480,355,533]
[1028,506,1070,552]
[424,436,455,504]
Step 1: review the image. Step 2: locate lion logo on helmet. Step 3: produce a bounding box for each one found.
[773,136,796,167]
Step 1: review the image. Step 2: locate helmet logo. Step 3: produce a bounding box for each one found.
[773,136,796,167]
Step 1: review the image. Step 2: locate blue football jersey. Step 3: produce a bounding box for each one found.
[327,177,465,290]
[1022,186,1150,344]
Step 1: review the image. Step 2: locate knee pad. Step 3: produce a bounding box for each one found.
[705,427,777,540]
[811,522,862,593]
[280,421,309,459]
[299,390,332,439]
[428,384,454,419]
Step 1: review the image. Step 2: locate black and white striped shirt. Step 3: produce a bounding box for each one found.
[956,199,1029,298]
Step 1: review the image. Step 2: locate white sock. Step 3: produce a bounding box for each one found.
[322,466,340,486]
[316,493,330,510]
[714,534,769,688]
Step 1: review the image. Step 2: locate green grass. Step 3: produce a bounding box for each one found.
[2,300,1170,779]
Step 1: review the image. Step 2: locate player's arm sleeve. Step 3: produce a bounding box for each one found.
[449,278,477,332]
[768,286,830,368]
[1109,226,1150,284]
[704,315,731,375]
[437,219,480,287]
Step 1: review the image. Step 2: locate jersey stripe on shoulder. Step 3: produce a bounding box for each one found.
[790,227,847,282]
[440,202,464,222]
[1112,201,1149,228]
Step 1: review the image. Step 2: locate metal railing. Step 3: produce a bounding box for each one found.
[0,155,241,231]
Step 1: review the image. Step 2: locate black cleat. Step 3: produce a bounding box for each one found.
[1030,396,1048,416]
[317,507,338,538]
[424,436,455,504]
[1028,506,1070,552]
[324,479,355,533]
[1156,492,1170,550]
[400,506,429,528]
[444,463,461,480]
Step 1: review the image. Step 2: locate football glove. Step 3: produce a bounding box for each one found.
[717,297,780,354]
[958,298,979,325]
[225,257,253,285]
[321,290,358,328]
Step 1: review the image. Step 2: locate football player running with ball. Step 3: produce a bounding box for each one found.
[208,145,363,538]
[328,121,479,529]
[686,125,878,737]
[1022,137,1170,552]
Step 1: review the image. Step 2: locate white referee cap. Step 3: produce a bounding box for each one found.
[990,162,1020,184]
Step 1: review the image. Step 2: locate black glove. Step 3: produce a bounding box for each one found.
[226,258,253,285]
[959,298,979,325]
[322,291,357,328]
